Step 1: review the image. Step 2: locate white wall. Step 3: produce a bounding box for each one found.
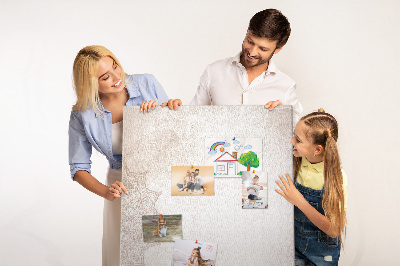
[1,0,399,265]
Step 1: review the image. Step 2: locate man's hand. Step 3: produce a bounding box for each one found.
[161,99,182,110]
[264,100,282,110]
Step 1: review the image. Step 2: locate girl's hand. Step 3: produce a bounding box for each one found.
[140,100,159,113]
[161,99,182,110]
[275,174,306,206]
[105,181,128,201]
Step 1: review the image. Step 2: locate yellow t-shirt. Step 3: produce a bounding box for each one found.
[296,157,348,211]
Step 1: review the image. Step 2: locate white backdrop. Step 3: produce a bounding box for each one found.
[1,0,399,265]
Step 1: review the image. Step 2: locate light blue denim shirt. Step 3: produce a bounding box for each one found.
[68,74,169,180]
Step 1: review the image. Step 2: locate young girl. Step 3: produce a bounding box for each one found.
[184,247,210,266]
[275,108,347,265]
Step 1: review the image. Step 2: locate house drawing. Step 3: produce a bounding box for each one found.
[214,152,238,175]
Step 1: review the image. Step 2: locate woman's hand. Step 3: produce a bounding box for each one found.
[140,100,159,113]
[105,181,128,201]
[275,173,306,207]
[264,100,282,110]
[161,99,182,110]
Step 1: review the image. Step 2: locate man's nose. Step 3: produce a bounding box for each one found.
[248,46,257,56]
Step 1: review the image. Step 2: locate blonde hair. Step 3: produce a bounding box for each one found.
[190,247,210,265]
[72,45,124,116]
[294,108,346,245]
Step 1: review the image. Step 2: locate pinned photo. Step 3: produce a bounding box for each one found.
[172,239,217,266]
[171,166,215,196]
[142,214,183,242]
[242,171,268,209]
[205,137,262,177]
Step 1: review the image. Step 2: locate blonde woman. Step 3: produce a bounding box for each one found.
[69,45,181,265]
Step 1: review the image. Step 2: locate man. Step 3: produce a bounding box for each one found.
[194,169,206,194]
[190,9,302,121]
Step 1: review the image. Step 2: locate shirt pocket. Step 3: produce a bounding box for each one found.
[294,228,310,254]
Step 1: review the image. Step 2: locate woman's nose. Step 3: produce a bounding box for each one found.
[111,72,120,82]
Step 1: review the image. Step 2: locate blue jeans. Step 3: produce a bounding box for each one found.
[294,182,340,265]
[187,182,194,191]
[248,194,260,200]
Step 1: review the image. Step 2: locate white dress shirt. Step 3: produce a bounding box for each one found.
[190,53,303,122]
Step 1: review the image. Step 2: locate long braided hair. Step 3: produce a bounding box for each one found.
[294,108,346,245]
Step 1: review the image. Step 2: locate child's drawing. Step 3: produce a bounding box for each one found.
[205,137,262,176]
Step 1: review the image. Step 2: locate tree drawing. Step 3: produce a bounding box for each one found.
[238,151,259,171]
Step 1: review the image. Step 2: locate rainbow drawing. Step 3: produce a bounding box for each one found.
[210,142,225,151]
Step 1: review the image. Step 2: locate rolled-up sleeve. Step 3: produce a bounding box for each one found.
[68,110,92,180]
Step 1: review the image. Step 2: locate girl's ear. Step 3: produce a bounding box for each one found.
[314,145,324,156]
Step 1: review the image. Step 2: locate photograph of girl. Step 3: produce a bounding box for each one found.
[172,240,217,266]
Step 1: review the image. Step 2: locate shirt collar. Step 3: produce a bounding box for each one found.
[125,74,142,98]
[301,157,324,173]
[266,60,277,74]
[231,52,277,75]
[231,52,242,64]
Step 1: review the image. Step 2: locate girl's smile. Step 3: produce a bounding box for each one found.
[291,121,324,163]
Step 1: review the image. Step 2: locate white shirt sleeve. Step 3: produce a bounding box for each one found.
[283,83,303,126]
[190,67,211,105]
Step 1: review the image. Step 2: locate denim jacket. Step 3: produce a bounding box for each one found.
[68,74,169,180]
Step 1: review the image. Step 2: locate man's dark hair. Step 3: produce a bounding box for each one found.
[248,9,291,48]
[195,169,199,172]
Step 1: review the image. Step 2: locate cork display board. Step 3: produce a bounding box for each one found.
[121,106,294,265]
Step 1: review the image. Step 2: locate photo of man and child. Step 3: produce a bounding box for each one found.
[172,239,217,266]
[242,171,268,209]
[171,166,215,196]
